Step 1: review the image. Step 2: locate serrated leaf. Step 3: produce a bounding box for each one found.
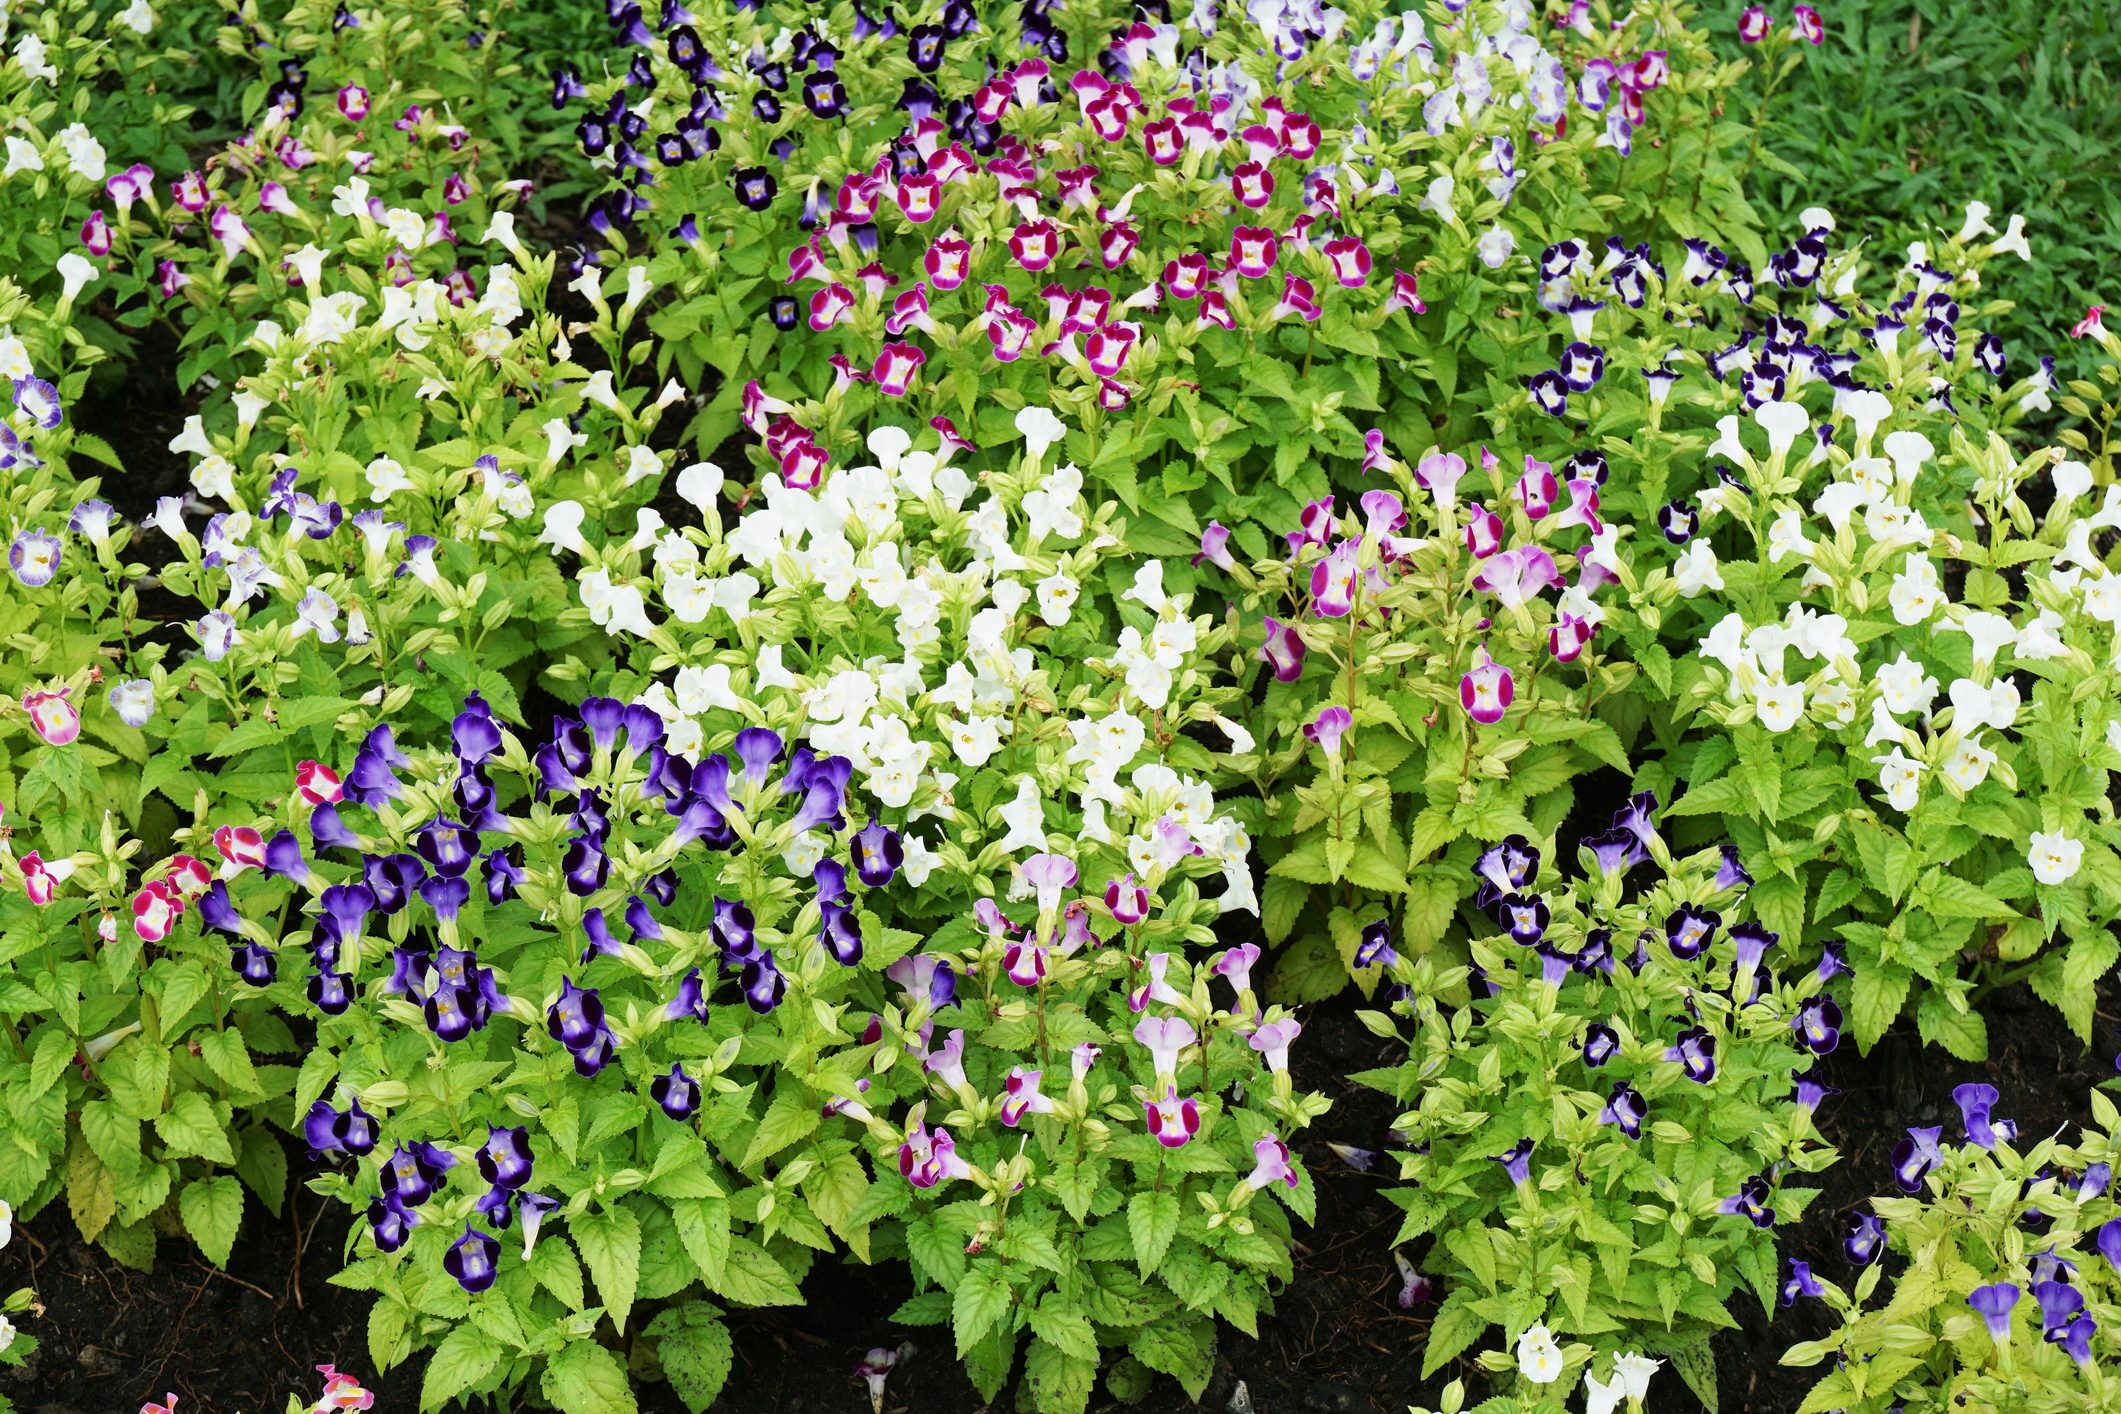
[1128,1189,1181,1277]
[716,1236,801,1307]
[179,1175,243,1268]
[1022,1335,1096,1414]
[541,1339,637,1414]
[155,1091,236,1163]
[953,1262,1013,1357]
[572,1204,642,1333]
[420,1322,501,1411]
[645,1303,734,1413]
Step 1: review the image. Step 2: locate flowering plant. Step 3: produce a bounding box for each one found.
[1781,1081,2121,1411]
[1352,822,1838,1406]
[1614,220,2120,1056]
[559,0,1767,556]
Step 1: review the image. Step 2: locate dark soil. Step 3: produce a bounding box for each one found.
[7,980,2115,1414]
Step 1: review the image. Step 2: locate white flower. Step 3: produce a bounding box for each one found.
[1756,678,1805,733]
[363,456,413,502]
[293,587,341,643]
[14,34,59,83]
[1800,206,1836,233]
[1706,414,1751,469]
[1673,540,1723,597]
[1766,509,1815,564]
[662,573,715,623]
[1015,406,1067,472]
[1515,1324,1564,1385]
[542,417,586,466]
[1882,430,1933,487]
[1475,226,1515,268]
[2028,829,2083,886]
[1583,1370,1623,1414]
[902,835,941,887]
[1940,732,1997,792]
[945,714,1005,767]
[2052,458,2093,512]
[624,445,663,486]
[996,777,1048,852]
[2083,574,2121,625]
[0,1196,12,1249]
[2016,608,2069,662]
[189,454,237,501]
[1121,560,1170,613]
[1945,610,2017,672]
[673,664,744,715]
[2,136,44,179]
[867,425,913,470]
[1613,1352,1662,1402]
[56,252,99,306]
[1840,388,1892,446]
[1754,400,1810,461]
[1875,654,1939,718]
[330,176,371,219]
[1990,214,2032,262]
[539,500,591,555]
[1948,677,2019,733]
[1956,201,1995,243]
[483,210,523,257]
[1036,571,1080,625]
[0,1313,13,1355]
[783,830,827,877]
[1888,552,1943,625]
[1872,748,1925,813]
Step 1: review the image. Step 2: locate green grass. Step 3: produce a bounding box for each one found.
[1724,0,2121,384]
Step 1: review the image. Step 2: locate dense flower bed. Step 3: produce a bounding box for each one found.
[0,2,2117,1413]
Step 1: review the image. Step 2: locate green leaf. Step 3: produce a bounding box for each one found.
[179,1175,243,1268]
[644,1303,734,1413]
[198,1029,265,1097]
[541,1339,638,1414]
[740,1086,821,1170]
[1022,1335,1097,1414]
[530,1235,586,1311]
[716,1237,801,1307]
[953,1262,1013,1357]
[1914,992,1989,1061]
[1420,1292,1490,1379]
[420,1323,501,1411]
[1917,870,2018,920]
[155,1091,236,1163]
[1664,1340,1719,1414]
[28,1025,73,1101]
[1128,1190,1181,1277]
[1127,1317,1213,1400]
[1027,1302,1099,1363]
[572,1205,643,1333]
[1848,964,1912,1052]
[671,1197,731,1288]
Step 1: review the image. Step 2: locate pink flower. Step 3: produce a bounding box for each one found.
[923,235,971,290]
[1323,236,1372,288]
[998,1067,1054,1126]
[1460,646,1515,725]
[1008,219,1059,272]
[1259,616,1306,682]
[24,688,80,745]
[81,211,112,256]
[20,850,56,906]
[807,282,854,331]
[1098,220,1140,269]
[1164,251,1214,299]
[172,171,210,213]
[1083,322,1137,377]
[1279,112,1322,160]
[1414,449,1467,506]
[1143,1084,1201,1148]
[2072,306,2107,339]
[1211,942,1261,998]
[314,1366,376,1411]
[1514,456,1559,518]
[1230,160,1275,208]
[1792,5,1824,43]
[1247,1133,1300,1191]
[1247,1018,1301,1073]
[1385,268,1426,317]
[1738,6,1771,41]
[871,342,927,397]
[1309,540,1361,617]
[896,173,942,223]
[167,855,212,896]
[1303,706,1352,757]
[1471,545,1563,611]
[1003,939,1049,986]
[1463,504,1505,558]
[141,1397,180,1414]
[1229,225,1279,278]
[132,878,184,943]
[1549,614,1594,663]
[1142,117,1182,165]
[1106,873,1150,924]
[338,85,370,121]
[214,824,267,872]
[1271,273,1322,322]
[898,1118,972,1189]
[296,760,344,805]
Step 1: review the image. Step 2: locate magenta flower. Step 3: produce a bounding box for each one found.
[1739,6,1771,41]
[1211,943,1260,999]
[1271,273,1322,322]
[338,84,370,121]
[80,211,111,256]
[23,688,80,745]
[1460,647,1514,725]
[870,342,926,396]
[1310,541,1361,617]
[1548,614,1594,663]
[1007,219,1059,272]
[1385,268,1426,317]
[1515,456,1559,517]
[1359,489,1406,537]
[1303,706,1353,757]
[1143,1084,1201,1148]
[1463,504,1504,558]
[1792,5,1824,43]
[1229,225,1279,278]
[1193,523,1235,571]
[1323,236,1372,288]
[998,1067,1054,1126]
[899,1118,972,1189]
[1414,449,1467,507]
[1105,873,1150,924]
[171,170,210,213]
[1471,545,1562,611]
[1259,616,1306,682]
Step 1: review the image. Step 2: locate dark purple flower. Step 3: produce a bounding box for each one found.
[1891,1126,1943,1192]
[484,847,524,903]
[1496,893,1549,947]
[651,1063,700,1120]
[367,1194,418,1252]
[416,818,477,878]
[547,977,605,1052]
[712,898,757,961]
[1713,845,1752,892]
[1581,1022,1618,1067]
[1843,1211,1885,1265]
[1664,903,1719,960]
[2035,1279,2085,1339]
[625,895,662,940]
[666,967,710,1023]
[1667,1026,1716,1083]
[1793,997,1842,1055]
[477,1126,534,1189]
[1719,1175,1775,1228]
[308,969,354,1015]
[443,1224,501,1293]
[303,1098,377,1157]
[742,952,787,1012]
[311,802,361,852]
[1473,836,1539,904]
[563,836,610,895]
[852,815,902,887]
[1729,921,1777,968]
[264,829,310,884]
[733,726,783,783]
[1954,1083,2011,1149]
[1781,1260,1824,1306]
[581,907,621,963]
[820,901,863,965]
[1354,918,1397,969]
[1600,1082,1646,1139]
[381,1141,453,1208]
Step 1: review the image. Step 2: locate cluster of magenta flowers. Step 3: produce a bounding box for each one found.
[555,0,1675,491]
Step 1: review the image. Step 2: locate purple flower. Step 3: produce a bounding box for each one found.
[1891,1126,1943,1192]
[303,1099,377,1158]
[2101,1219,2121,1275]
[1781,1260,1824,1306]
[1354,918,1397,969]
[2035,1279,2085,1341]
[451,694,504,764]
[1843,1211,1885,1265]
[1713,845,1752,892]
[1194,522,1235,570]
[1969,1282,2019,1340]
[8,530,61,588]
[477,1126,534,1190]
[11,376,61,430]
[1460,646,1514,725]
[381,1141,454,1208]
[1259,616,1306,682]
[1309,541,1361,617]
[1666,1026,1716,1083]
[367,1194,419,1252]
[651,1063,701,1120]
[546,978,605,1052]
[444,1224,501,1293]
[1497,893,1550,947]
[1600,1082,1646,1139]
[1793,998,1842,1055]
[1730,922,1777,969]
[741,952,786,1012]
[1719,1174,1775,1228]
[1954,1083,2013,1149]
[1581,1022,1619,1067]
[899,1118,972,1188]
[1303,706,1352,757]
[1664,902,1719,960]
[1492,1138,1533,1186]
[1473,836,1540,904]
[1793,1077,1838,1111]
[852,816,902,886]
[264,829,310,884]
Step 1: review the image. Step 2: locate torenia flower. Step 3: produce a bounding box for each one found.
[1459,646,1513,725]
[1142,1083,1201,1148]
[1515,1324,1564,1384]
[2028,830,2083,886]
[1613,1352,1662,1401]
[24,688,81,745]
[1872,748,1924,813]
[108,679,155,727]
